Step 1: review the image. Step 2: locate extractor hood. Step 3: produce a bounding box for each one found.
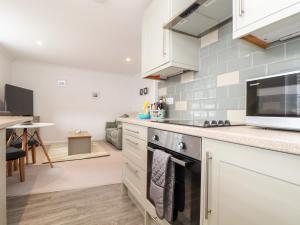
[164,0,232,38]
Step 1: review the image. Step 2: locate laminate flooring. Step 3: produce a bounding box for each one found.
[7,184,144,225]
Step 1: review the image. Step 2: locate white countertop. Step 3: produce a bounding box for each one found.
[0,116,33,130]
[118,117,300,156]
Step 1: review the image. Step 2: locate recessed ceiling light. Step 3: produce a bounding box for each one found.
[126,57,131,62]
[36,40,43,46]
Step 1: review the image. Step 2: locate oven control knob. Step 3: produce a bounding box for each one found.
[152,135,159,142]
[177,142,185,150]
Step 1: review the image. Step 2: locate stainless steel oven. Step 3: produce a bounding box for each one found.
[147,128,201,225]
[246,70,300,130]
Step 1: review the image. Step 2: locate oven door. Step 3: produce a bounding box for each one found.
[247,73,300,117]
[147,146,201,225]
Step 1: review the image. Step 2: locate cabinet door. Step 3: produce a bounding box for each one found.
[234,0,300,31]
[123,134,147,171]
[202,138,300,225]
[123,156,147,207]
[142,0,171,74]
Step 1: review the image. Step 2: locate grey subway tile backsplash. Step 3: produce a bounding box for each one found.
[268,57,300,74]
[181,111,194,120]
[239,65,267,82]
[228,84,246,97]
[217,45,239,63]
[200,46,209,58]
[216,86,228,99]
[286,38,300,59]
[167,86,176,95]
[209,38,227,55]
[253,44,285,66]
[209,62,227,76]
[158,22,300,120]
[227,55,251,72]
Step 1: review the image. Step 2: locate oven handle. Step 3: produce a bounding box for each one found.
[147,146,193,167]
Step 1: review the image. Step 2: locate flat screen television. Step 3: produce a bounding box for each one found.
[5,84,33,116]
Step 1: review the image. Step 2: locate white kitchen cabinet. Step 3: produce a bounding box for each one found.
[233,0,300,42]
[142,0,199,79]
[201,138,300,225]
[122,123,148,208]
[122,156,147,207]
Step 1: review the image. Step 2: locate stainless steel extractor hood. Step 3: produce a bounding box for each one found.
[164,0,232,38]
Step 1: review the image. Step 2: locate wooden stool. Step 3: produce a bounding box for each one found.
[6,147,26,182]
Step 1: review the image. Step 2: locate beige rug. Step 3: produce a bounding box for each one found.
[43,142,110,163]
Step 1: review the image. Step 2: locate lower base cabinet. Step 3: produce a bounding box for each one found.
[122,156,147,208]
[122,123,300,225]
[202,138,300,225]
[121,122,171,225]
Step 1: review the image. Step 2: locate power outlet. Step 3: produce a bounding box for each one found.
[166,97,174,105]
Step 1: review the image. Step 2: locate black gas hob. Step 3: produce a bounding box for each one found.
[151,119,236,128]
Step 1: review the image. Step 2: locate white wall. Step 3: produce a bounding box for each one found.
[128,73,157,113]
[0,46,12,110]
[11,61,155,143]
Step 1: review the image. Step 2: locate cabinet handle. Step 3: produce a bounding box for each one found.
[205,152,212,219]
[125,138,139,146]
[162,29,166,57]
[239,0,245,16]
[126,162,139,174]
[125,128,139,134]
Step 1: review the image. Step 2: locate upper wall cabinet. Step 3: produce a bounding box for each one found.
[141,0,199,79]
[233,0,300,46]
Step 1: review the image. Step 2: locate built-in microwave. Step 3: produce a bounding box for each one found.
[246,71,300,131]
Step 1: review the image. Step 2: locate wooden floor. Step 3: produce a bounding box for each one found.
[7,184,144,225]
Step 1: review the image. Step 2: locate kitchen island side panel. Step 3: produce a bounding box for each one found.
[0,129,6,225]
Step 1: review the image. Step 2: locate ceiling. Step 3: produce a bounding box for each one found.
[0,0,151,74]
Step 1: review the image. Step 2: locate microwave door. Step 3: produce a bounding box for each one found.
[246,71,300,131]
[247,76,287,117]
[247,73,300,118]
[247,81,260,117]
[284,74,300,117]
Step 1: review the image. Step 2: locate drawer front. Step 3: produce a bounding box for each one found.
[123,123,147,141]
[123,134,147,171]
[123,156,146,207]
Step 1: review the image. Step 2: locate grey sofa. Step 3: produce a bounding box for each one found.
[105,114,128,150]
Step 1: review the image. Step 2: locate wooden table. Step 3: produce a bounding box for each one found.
[68,131,91,155]
[7,123,54,168]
